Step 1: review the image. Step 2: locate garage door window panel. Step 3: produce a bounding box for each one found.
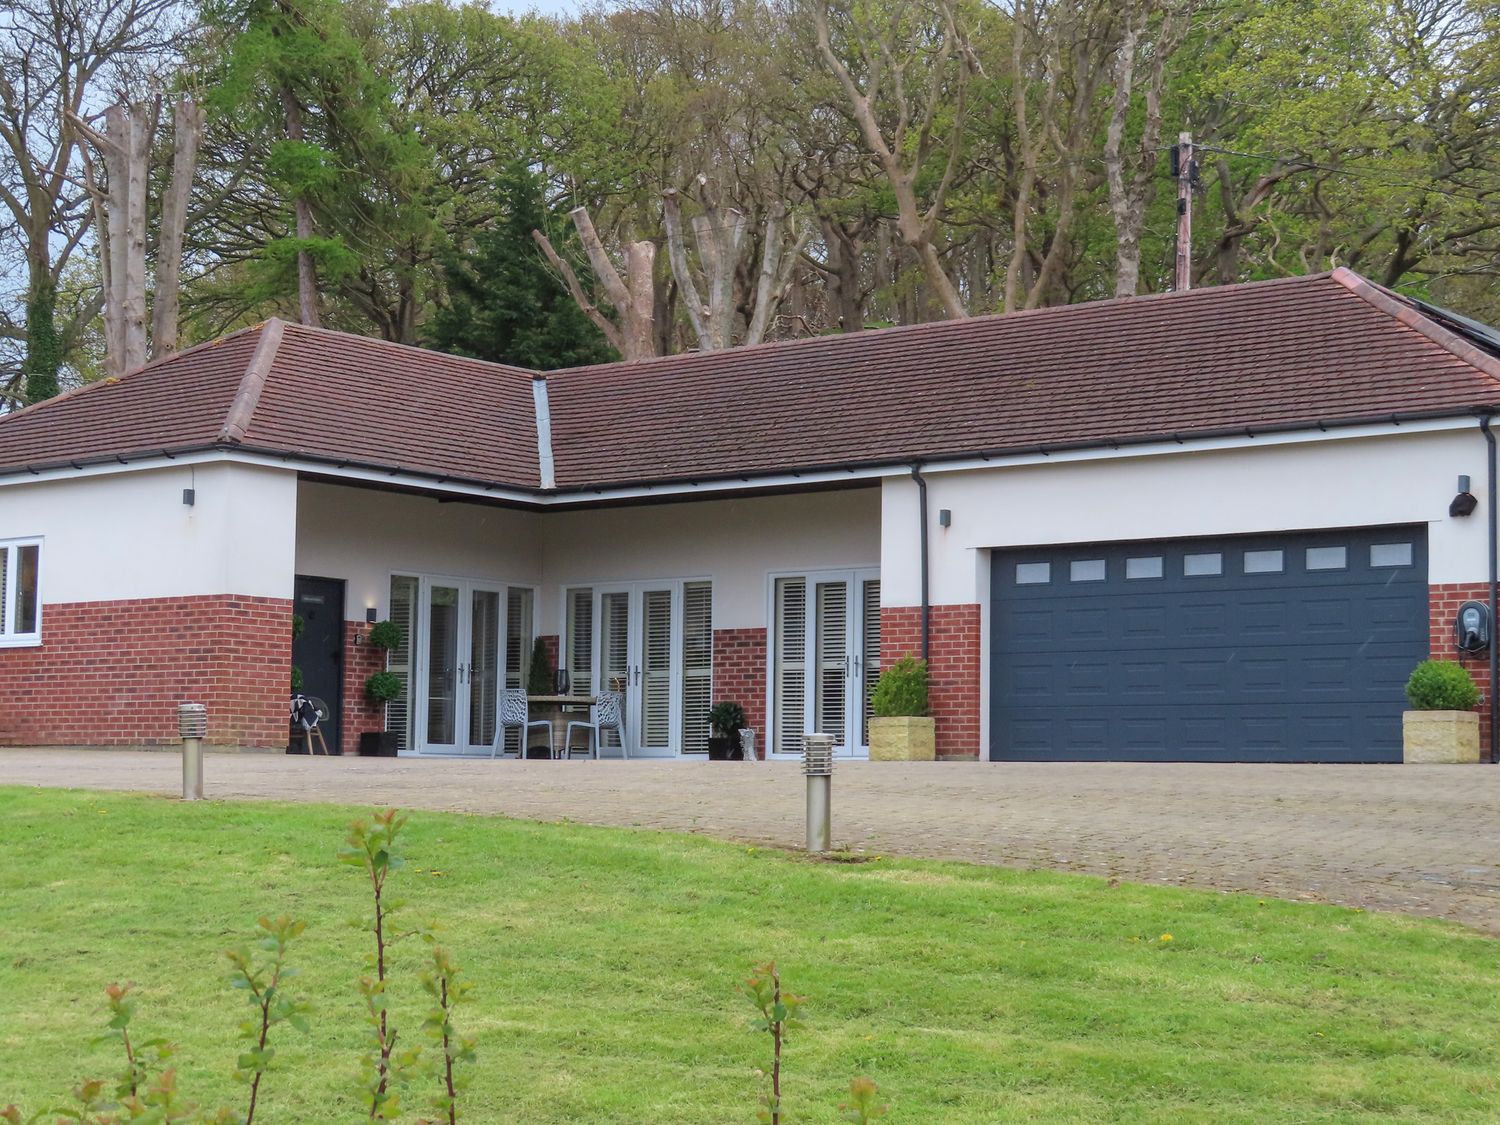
[1371,543,1413,568]
[1183,553,1222,577]
[1015,562,1051,585]
[1243,550,1284,574]
[1306,546,1347,571]
[1126,556,1164,580]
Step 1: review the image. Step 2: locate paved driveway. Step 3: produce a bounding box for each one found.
[3,750,1499,935]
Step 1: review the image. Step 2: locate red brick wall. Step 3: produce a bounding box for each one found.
[714,627,767,756]
[341,620,389,755]
[881,604,982,759]
[1429,583,1495,755]
[0,595,292,750]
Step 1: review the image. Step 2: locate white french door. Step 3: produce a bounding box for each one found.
[564,580,713,757]
[770,569,880,758]
[415,577,528,756]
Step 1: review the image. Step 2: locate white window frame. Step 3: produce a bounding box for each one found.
[0,537,42,647]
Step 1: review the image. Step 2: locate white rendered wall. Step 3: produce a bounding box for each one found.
[882,427,1497,608]
[540,488,881,631]
[0,462,296,603]
[295,481,543,619]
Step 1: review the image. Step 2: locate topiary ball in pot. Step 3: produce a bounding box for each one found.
[364,670,403,705]
[1404,660,1480,711]
[367,620,403,651]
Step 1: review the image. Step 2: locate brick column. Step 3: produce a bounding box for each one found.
[879,604,981,759]
[341,621,389,755]
[713,627,767,755]
[1429,584,1494,754]
[0,594,293,750]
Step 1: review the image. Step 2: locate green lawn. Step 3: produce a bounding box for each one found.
[1,788,1497,1123]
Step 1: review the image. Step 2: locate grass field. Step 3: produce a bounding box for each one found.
[1,787,1497,1122]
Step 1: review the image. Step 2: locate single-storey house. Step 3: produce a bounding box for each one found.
[2,268,1498,763]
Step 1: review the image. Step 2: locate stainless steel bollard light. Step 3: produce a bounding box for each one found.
[802,733,835,853]
[178,703,207,801]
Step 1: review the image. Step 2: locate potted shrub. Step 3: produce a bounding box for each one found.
[527,637,554,696]
[359,671,403,757]
[367,619,402,651]
[1403,660,1481,763]
[869,656,935,761]
[707,701,747,760]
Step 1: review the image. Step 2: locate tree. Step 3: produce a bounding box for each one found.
[0,0,179,405]
[427,163,615,370]
[809,0,975,320]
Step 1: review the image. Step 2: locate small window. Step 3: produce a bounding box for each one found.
[1015,562,1051,585]
[1125,556,1163,580]
[1184,552,1222,577]
[1306,546,1347,571]
[1244,549,1284,574]
[0,538,41,645]
[1371,542,1413,568]
[1070,559,1106,582]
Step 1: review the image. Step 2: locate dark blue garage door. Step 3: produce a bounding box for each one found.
[989,527,1429,762]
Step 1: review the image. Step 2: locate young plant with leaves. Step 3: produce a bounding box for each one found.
[226,914,310,1123]
[341,808,422,1119]
[742,962,805,1125]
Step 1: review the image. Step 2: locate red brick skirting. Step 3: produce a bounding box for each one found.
[881,604,981,759]
[342,620,389,755]
[713,627,767,756]
[1429,583,1494,753]
[0,595,292,750]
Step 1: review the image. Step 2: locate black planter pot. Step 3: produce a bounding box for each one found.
[707,734,744,761]
[359,731,399,757]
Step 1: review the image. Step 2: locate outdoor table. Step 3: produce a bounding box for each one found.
[527,694,597,757]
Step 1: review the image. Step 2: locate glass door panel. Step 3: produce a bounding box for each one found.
[503,588,534,756]
[772,570,879,757]
[425,583,460,751]
[773,578,808,757]
[638,588,674,755]
[814,580,849,751]
[466,588,502,754]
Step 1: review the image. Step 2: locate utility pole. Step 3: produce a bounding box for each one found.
[1173,130,1193,292]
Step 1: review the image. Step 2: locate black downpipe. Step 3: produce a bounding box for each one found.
[911,464,930,662]
[1484,417,1498,764]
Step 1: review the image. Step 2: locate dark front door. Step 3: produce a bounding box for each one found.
[989,526,1429,762]
[292,575,345,753]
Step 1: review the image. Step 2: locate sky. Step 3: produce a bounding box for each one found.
[490,0,582,16]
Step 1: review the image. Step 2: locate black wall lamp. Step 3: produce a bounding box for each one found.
[1450,475,1478,517]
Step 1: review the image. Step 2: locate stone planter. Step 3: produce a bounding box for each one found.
[1402,710,1480,763]
[869,716,936,761]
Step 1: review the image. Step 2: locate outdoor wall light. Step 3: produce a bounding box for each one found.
[938,508,952,528]
[1450,475,1478,517]
[366,606,378,623]
[182,488,195,507]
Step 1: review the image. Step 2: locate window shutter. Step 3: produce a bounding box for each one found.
[774,578,807,755]
[504,588,534,756]
[815,581,848,744]
[641,589,673,748]
[387,576,419,752]
[862,579,881,747]
[467,590,501,749]
[681,581,713,753]
[567,588,594,696]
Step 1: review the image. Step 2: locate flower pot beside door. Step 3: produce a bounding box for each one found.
[1402,660,1482,764]
[707,701,746,760]
[868,656,936,761]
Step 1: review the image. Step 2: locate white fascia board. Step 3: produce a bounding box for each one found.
[896,416,1484,477]
[0,415,1478,501]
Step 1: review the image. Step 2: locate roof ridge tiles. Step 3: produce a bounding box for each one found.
[1330,267,1500,387]
[219,317,284,444]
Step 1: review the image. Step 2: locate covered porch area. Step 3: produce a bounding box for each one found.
[291,477,884,761]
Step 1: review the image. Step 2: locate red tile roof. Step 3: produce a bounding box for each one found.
[2,269,1498,495]
[543,270,1500,487]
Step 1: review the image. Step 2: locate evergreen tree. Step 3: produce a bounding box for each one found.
[428,163,616,371]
